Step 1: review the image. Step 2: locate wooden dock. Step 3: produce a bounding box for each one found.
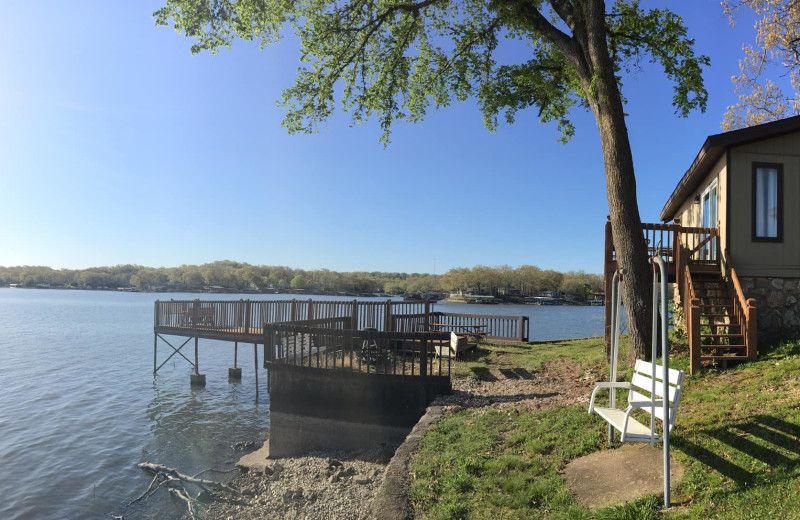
[154,298,529,344]
[153,298,530,391]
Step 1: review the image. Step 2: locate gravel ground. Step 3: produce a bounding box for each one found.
[439,357,595,412]
[194,357,591,519]
[201,446,392,520]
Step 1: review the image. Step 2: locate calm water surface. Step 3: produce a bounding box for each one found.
[0,289,604,519]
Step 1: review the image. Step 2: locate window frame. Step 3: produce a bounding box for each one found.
[751,162,784,243]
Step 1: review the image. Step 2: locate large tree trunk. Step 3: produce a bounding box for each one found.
[581,0,653,363]
[595,103,653,363]
[505,0,654,361]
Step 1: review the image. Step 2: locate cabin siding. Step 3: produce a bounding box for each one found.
[674,155,728,255]
[729,135,800,277]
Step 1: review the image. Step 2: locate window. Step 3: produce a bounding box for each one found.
[752,162,783,242]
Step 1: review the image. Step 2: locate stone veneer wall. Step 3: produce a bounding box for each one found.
[740,276,800,345]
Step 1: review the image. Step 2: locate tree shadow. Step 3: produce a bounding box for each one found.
[497,367,537,380]
[458,346,494,363]
[471,367,497,382]
[675,415,800,488]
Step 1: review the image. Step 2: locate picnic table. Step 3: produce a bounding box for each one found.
[429,325,487,358]
[180,307,214,326]
[429,323,487,334]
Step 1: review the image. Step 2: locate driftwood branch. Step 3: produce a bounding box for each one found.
[136,462,237,493]
[110,461,240,520]
[168,487,197,520]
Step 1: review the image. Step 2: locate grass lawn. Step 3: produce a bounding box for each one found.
[409,337,800,519]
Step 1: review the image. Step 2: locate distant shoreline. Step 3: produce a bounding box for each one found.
[1,285,402,298]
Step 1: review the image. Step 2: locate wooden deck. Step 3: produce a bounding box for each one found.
[153,299,530,384]
[153,299,529,344]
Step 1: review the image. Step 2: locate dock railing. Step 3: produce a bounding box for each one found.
[264,323,452,377]
[155,298,530,343]
[428,311,529,342]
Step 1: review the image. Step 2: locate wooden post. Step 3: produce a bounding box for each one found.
[672,221,679,264]
[518,316,525,342]
[193,299,200,331]
[229,341,243,379]
[424,300,431,332]
[308,298,314,321]
[291,299,297,321]
[746,299,758,360]
[254,343,259,400]
[265,327,273,363]
[153,334,157,374]
[352,299,359,330]
[191,336,206,386]
[244,300,251,334]
[690,298,701,374]
[420,337,428,376]
[384,299,392,332]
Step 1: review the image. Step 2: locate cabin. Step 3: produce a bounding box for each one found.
[606,115,800,373]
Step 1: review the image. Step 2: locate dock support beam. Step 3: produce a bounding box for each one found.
[254,343,259,400]
[153,334,157,374]
[229,341,242,380]
[191,336,206,386]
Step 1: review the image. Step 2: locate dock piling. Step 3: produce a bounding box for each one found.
[229,341,242,380]
[254,343,259,400]
[190,336,206,386]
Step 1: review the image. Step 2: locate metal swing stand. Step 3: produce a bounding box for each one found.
[591,256,681,509]
[652,255,672,508]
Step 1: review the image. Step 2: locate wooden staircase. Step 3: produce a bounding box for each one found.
[604,221,758,374]
[691,271,749,366]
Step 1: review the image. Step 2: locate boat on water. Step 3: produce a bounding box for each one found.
[524,296,562,305]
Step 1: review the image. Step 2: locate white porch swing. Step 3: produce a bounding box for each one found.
[588,256,685,507]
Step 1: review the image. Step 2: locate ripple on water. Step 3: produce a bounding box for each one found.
[0,290,270,520]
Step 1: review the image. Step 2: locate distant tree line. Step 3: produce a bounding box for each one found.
[0,262,603,300]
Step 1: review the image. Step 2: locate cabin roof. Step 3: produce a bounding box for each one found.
[660,115,800,222]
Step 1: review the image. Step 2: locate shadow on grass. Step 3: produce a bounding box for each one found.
[458,347,494,363]
[675,415,800,487]
[471,366,498,382]
[758,339,800,359]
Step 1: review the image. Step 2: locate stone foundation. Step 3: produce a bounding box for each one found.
[740,276,800,345]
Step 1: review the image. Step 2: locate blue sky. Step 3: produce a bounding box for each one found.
[0,1,763,274]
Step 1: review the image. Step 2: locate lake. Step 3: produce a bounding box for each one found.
[0,289,606,519]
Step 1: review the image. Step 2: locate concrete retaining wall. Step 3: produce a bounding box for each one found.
[266,364,451,457]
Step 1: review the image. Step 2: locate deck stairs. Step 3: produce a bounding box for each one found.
[605,221,757,374]
[690,270,749,367]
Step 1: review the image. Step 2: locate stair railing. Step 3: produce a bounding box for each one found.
[680,242,702,374]
[723,249,758,361]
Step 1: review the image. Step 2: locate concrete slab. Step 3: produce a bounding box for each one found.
[236,441,271,473]
[561,443,685,510]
